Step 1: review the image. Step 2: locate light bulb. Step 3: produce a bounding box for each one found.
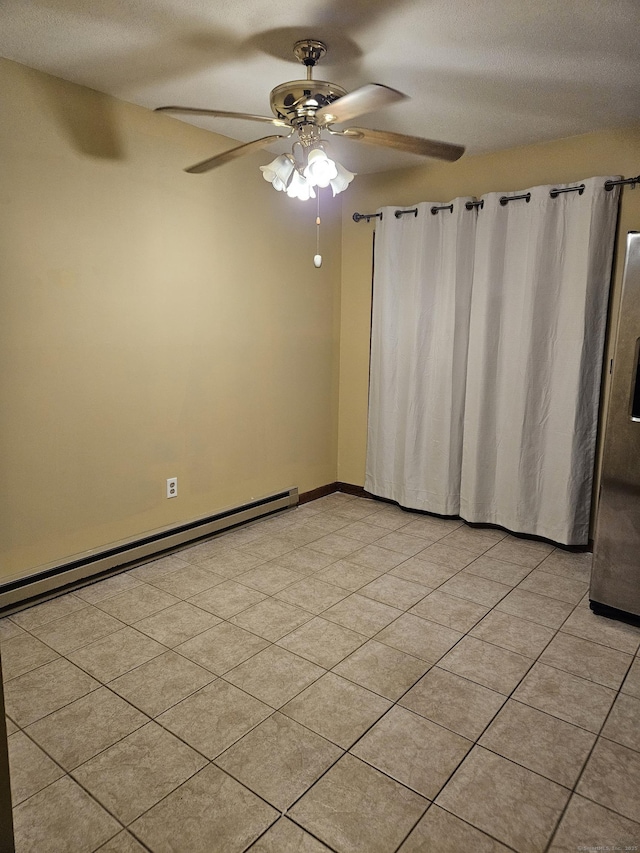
[304,148,338,188]
[286,170,316,201]
[313,254,323,268]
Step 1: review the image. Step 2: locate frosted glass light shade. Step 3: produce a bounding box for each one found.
[304,148,338,189]
[260,154,295,191]
[329,161,356,196]
[286,170,316,201]
[260,144,354,200]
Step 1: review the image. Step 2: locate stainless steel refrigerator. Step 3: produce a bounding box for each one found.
[591,231,640,620]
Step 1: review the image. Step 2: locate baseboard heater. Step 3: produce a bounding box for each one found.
[0,487,298,615]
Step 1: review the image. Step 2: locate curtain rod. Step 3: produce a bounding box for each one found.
[352,174,639,222]
[352,212,383,222]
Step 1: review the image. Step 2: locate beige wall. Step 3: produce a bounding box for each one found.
[0,58,342,580]
[337,125,640,495]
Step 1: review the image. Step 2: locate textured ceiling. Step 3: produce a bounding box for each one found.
[1,0,639,173]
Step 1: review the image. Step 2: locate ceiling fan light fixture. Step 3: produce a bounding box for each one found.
[261,141,355,200]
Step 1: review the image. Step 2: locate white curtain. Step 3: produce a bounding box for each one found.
[460,178,620,545]
[365,199,477,514]
[365,177,620,545]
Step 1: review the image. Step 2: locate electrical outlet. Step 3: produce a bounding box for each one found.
[166,477,178,498]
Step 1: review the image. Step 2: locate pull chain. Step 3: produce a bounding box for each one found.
[313,190,322,268]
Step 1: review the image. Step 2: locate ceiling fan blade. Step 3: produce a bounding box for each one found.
[340,127,465,161]
[156,106,288,128]
[315,83,407,126]
[185,135,288,174]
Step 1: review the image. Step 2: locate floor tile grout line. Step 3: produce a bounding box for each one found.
[6,732,68,809]
[345,580,528,693]
[436,607,624,684]
[543,649,640,853]
[13,643,559,853]
[9,629,227,742]
[597,726,640,756]
[211,739,346,818]
[0,564,606,736]
[141,536,582,720]
[276,686,394,753]
[276,635,371,674]
[215,656,328,712]
[466,741,576,793]
[67,636,168,685]
[19,687,153,770]
[333,582,590,847]
[5,680,104,732]
[98,830,155,853]
[550,789,640,835]
[119,757,285,847]
[278,745,384,821]
[244,813,343,853]
[2,651,68,687]
[5,610,125,654]
[221,570,318,597]
[11,725,134,847]
[345,722,475,801]
[149,694,277,765]
[529,657,630,694]
[503,695,610,740]
[100,665,216,720]
[267,588,533,838]
[67,564,608,758]
[440,564,586,624]
[473,588,631,852]
[414,802,523,853]
[91,593,203,625]
[413,589,594,730]
[280,739,518,853]
[5,608,91,639]
[15,626,282,740]
[558,623,640,657]
[89,670,321,833]
[10,606,166,660]
[437,560,587,607]
[324,651,431,703]
[169,626,328,684]
[388,805,432,853]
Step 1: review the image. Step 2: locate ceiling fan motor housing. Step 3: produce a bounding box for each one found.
[269,80,347,126]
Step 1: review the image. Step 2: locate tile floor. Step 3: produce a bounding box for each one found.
[2,492,640,852]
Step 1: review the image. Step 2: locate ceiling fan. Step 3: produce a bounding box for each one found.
[156,39,465,199]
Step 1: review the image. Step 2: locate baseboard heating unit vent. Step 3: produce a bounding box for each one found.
[0,487,298,615]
